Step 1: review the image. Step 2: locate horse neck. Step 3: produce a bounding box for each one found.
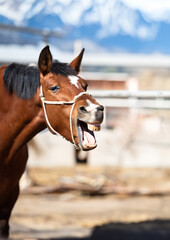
[0,90,46,164]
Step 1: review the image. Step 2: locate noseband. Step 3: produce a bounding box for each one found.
[39,85,89,149]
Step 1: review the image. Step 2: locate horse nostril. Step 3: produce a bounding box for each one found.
[80,105,104,114]
[97,105,104,111]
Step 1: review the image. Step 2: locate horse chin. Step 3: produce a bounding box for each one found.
[76,120,100,151]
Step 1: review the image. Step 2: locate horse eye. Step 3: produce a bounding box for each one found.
[50,85,59,93]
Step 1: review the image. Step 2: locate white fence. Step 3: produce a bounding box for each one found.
[89,90,170,109]
[90,90,170,99]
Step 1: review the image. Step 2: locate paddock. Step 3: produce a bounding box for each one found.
[11,167,170,239]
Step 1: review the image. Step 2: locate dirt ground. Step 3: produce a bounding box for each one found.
[10,166,170,240]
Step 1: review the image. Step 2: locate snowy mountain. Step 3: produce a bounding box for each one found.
[0,0,170,54]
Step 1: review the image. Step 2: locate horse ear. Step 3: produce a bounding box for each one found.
[69,48,85,73]
[38,45,53,76]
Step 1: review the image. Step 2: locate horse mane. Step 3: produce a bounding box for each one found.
[3,61,77,100]
[3,63,40,100]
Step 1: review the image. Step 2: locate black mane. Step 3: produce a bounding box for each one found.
[51,60,77,76]
[3,61,77,100]
[3,63,40,100]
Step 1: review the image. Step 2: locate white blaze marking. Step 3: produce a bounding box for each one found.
[69,75,79,88]
[86,100,98,112]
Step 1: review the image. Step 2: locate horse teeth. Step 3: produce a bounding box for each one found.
[88,124,101,131]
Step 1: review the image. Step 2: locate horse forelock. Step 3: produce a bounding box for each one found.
[3,61,77,100]
[51,60,77,76]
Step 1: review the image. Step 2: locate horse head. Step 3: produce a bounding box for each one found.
[38,46,104,151]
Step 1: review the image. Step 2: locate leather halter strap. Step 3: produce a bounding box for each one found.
[39,85,90,149]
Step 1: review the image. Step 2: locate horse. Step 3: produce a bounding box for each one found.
[0,45,104,239]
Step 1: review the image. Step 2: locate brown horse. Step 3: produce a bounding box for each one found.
[0,46,104,239]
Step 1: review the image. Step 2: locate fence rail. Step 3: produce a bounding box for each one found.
[89,90,170,109]
[89,90,170,99]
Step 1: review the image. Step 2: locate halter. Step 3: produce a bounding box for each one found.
[39,85,90,149]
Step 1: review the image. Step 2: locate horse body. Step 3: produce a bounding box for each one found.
[0,46,104,238]
[0,65,46,238]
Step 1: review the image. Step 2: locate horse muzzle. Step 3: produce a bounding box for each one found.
[76,103,104,151]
